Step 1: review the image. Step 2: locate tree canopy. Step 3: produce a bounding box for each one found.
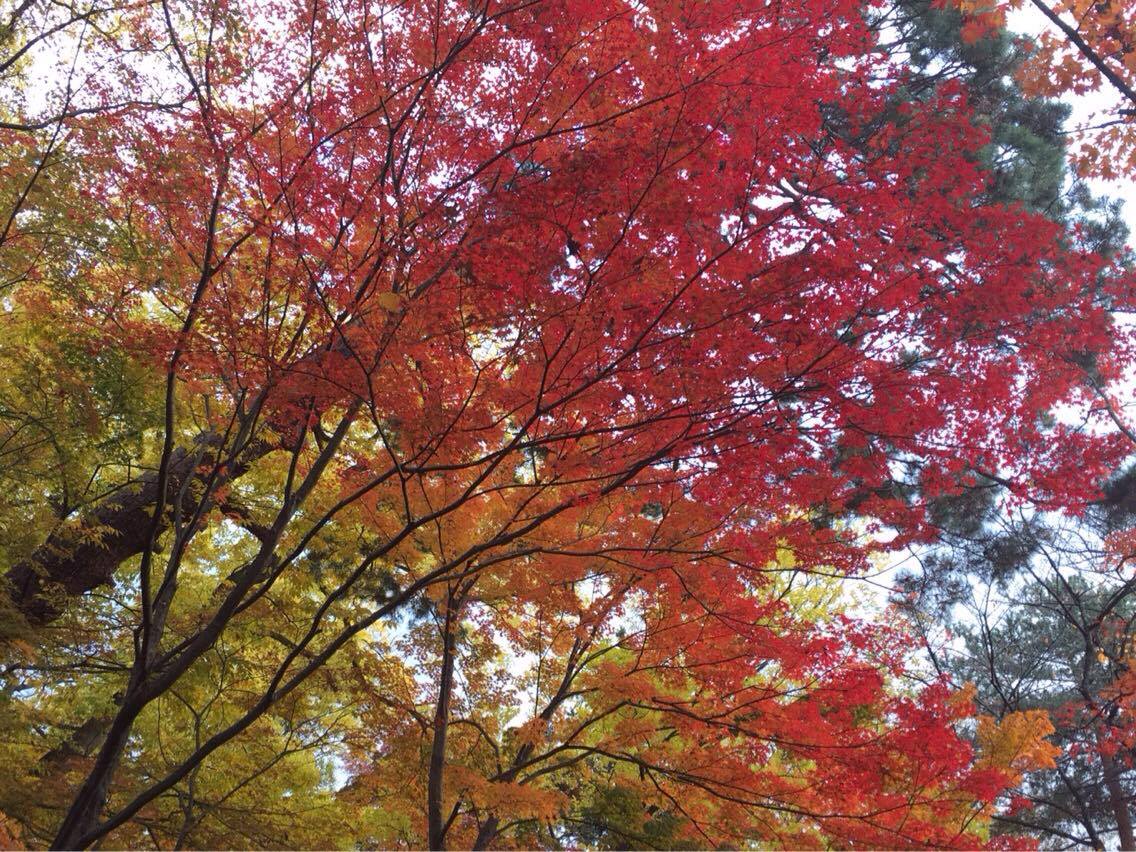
[0,0,1133,848]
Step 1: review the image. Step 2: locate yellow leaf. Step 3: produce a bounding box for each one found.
[976,710,1061,784]
[376,292,402,311]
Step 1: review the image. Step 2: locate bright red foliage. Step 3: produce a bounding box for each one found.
[53,0,1123,533]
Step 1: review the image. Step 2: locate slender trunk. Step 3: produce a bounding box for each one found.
[50,690,144,848]
[51,513,195,848]
[1103,749,1135,850]
[428,594,459,851]
[51,409,354,849]
[473,640,585,850]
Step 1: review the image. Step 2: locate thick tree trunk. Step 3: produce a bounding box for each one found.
[427,596,459,851]
[472,815,499,850]
[1103,749,1135,850]
[5,433,265,623]
[4,313,367,625]
[4,318,364,624]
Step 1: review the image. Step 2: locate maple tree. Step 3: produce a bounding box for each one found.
[340,524,1061,849]
[939,0,1136,179]
[1016,0,1136,180]
[0,0,1132,847]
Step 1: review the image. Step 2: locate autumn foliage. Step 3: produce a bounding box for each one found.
[943,0,1136,178]
[0,0,1130,847]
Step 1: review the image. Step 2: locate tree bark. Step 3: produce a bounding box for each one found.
[1102,748,1135,850]
[5,433,265,623]
[427,593,459,851]
[3,317,366,626]
[472,815,499,850]
[50,689,145,849]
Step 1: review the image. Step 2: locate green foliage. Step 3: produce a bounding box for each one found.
[573,785,697,851]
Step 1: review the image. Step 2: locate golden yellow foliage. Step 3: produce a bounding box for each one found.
[976,709,1061,784]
